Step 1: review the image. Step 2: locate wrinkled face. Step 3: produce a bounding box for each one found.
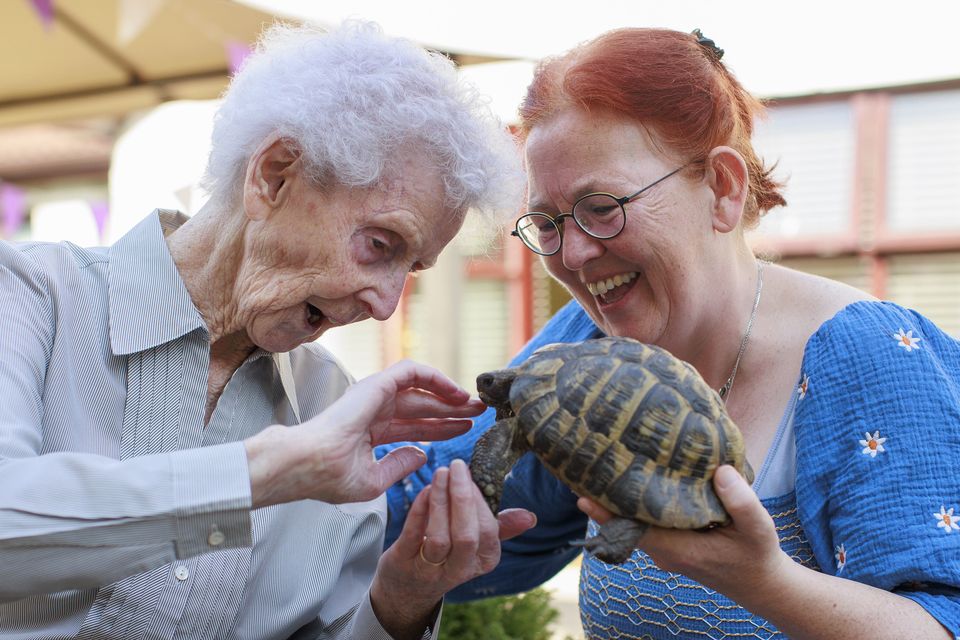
[237,160,461,353]
[524,107,713,352]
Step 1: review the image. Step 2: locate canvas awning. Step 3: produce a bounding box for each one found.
[0,0,279,127]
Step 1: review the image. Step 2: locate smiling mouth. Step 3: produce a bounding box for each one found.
[586,271,638,305]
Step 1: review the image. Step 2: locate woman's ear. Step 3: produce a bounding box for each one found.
[242,134,302,221]
[704,146,748,234]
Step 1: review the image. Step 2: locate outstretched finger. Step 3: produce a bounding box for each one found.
[374,418,473,446]
[392,389,486,420]
[497,508,537,541]
[447,459,482,570]
[379,360,474,404]
[391,485,432,559]
[421,467,452,564]
[374,445,428,493]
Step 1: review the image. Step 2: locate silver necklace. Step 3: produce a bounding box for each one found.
[718,260,765,402]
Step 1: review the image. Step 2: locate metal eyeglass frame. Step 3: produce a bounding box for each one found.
[511,165,687,256]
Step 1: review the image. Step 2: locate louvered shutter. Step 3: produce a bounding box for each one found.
[458,278,509,389]
[886,253,960,337]
[887,89,960,232]
[752,102,856,238]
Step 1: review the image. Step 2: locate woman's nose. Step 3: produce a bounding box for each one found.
[559,222,605,271]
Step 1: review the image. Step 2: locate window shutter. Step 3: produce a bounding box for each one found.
[886,253,960,337]
[458,278,509,389]
[752,102,856,238]
[887,89,960,232]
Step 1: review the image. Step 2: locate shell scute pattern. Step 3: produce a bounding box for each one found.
[471,336,754,563]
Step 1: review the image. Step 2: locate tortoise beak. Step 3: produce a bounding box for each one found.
[477,369,516,412]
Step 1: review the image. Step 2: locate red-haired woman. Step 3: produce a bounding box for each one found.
[381,27,960,639]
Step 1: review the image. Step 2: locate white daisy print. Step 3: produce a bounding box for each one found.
[859,431,887,457]
[834,543,847,573]
[797,374,809,400]
[934,506,960,533]
[893,328,922,352]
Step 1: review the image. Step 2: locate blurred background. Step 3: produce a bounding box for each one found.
[3,2,959,636]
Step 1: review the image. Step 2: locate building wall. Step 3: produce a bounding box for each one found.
[753,83,960,336]
[409,80,960,389]
[5,81,959,386]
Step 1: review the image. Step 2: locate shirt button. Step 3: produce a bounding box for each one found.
[174,566,189,581]
[207,525,226,547]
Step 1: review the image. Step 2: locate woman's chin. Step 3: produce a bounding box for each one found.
[578,293,658,342]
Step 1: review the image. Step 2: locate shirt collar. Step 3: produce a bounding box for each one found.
[108,209,207,355]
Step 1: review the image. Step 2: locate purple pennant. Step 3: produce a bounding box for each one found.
[1,184,28,239]
[226,40,252,75]
[90,200,109,241]
[29,0,55,30]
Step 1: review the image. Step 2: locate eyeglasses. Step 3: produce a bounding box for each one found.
[511,166,686,256]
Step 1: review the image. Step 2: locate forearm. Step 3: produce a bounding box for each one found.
[0,444,252,601]
[736,558,951,640]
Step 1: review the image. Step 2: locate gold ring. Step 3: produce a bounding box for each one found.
[418,540,447,567]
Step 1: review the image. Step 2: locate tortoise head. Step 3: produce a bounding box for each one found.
[476,368,517,419]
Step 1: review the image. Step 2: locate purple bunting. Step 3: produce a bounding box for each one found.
[226,40,252,75]
[1,184,28,239]
[29,0,55,30]
[90,200,109,240]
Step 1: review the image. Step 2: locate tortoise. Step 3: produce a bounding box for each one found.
[469,336,754,564]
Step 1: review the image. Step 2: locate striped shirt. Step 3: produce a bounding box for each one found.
[0,210,429,639]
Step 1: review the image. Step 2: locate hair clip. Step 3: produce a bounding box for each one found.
[691,28,724,61]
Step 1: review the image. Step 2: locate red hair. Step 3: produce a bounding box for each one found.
[519,28,786,226]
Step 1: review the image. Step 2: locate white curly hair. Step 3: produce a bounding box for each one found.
[202,20,523,218]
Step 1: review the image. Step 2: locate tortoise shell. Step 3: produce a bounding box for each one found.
[471,336,754,556]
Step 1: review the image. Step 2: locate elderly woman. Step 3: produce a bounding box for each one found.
[381,27,960,638]
[0,21,535,640]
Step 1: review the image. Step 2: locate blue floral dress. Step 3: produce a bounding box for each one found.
[579,301,960,638]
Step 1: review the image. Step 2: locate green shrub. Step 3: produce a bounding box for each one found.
[438,588,575,640]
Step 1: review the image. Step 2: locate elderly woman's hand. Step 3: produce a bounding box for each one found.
[369,459,537,639]
[245,360,486,508]
[576,465,791,601]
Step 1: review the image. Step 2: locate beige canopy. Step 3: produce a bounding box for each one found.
[0,0,278,127]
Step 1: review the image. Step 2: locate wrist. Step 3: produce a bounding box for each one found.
[245,425,298,508]
[370,573,440,640]
[724,548,800,610]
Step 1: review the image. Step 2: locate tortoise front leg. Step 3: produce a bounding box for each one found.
[469,417,523,514]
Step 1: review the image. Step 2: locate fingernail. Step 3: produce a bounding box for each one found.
[501,508,537,527]
[452,459,470,480]
[714,465,737,489]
